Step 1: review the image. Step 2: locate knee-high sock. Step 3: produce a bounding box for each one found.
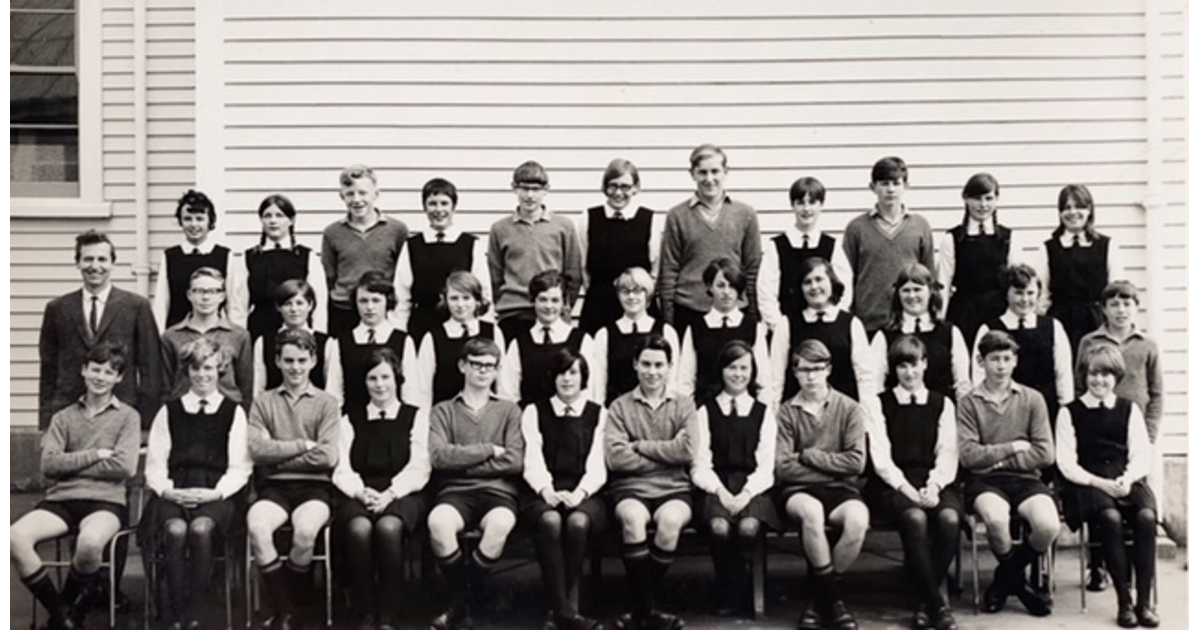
[621,541,653,615]
[259,559,293,616]
[930,511,961,597]
[648,542,676,608]
[898,511,942,609]
[436,549,468,610]
[188,528,215,607]
[23,568,68,621]
[345,522,376,613]
[61,566,98,619]
[562,516,592,617]
[375,525,404,620]
[1094,512,1132,605]
[1132,509,1157,608]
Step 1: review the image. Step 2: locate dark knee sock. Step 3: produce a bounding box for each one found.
[23,568,68,620]
[285,558,313,609]
[1132,509,1157,608]
[930,511,961,594]
[622,541,653,614]
[346,523,376,612]
[61,566,98,617]
[436,549,468,609]
[260,558,293,615]
[562,516,592,615]
[809,563,836,615]
[188,528,215,604]
[534,518,569,615]
[374,525,404,619]
[898,511,941,608]
[162,534,188,621]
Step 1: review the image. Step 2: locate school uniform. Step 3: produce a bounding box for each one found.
[496,319,595,407]
[591,315,680,406]
[161,315,254,411]
[1040,232,1112,351]
[393,227,491,342]
[229,237,328,340]
[957,382,1055,508]
[936,221,1012,344]
[865,387,962,520]
[769,307,873,404]
[1075,326,1164,441]
[973,311,1073,422]
[1055,394,1155,531]
[678,308,775,406]
[520,397,609,528]
[487,207,583,342]
[692,393,781,530]
[576,205,662,335]
[252,326,343,403]
[756,227,855,331]
[332,401,431,533]
[412,319,505,410]
[774,389,868,514]
[247,383,341,510]
[321,214,410,337]
[842,207,936,335]
[427,393,525,520]
[337,321,418,413]
[868,313,971,401]
[604,388,698,511]
[152,239,243,332]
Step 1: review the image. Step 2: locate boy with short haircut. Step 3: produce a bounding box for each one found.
[246,328,342,629]
[605,334,697,630]
[958,330,1058,616]
[488,161,584,344]
[757,176,854,332]
[153,189,244,331]
[775,339,870,630]
[841,156,936,335]
[658,144,763,335]
[321,164,410,338]
[393,177,492,341]
[11,343,140,630]
[426,337,525,630]
[972,263,1073,421]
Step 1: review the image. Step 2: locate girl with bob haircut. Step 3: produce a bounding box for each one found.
[691,340,780,618]
[332,348,431,630]
[936,173,1013,344]
[228,194,329,341]
[143,337,252,629]
[1056,344,1158,628]
[868,262,971,401]
[591,267,680,406]
[769,257,873,404]
[154,189,244,332]
[521,348,609,630]
[252,279,343,403]
[576,158,664,335]
[678,257,774,406]
[1034,183,1123,351]
[412,270,506,409]
[337,270,418,413]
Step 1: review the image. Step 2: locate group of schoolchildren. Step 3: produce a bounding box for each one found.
[14,145,1163,630]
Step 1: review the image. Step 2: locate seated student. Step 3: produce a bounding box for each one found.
[521,348,608,630]
[11,344,140,630]
[868,263,971,401]
[332,348,431,630]
[768,257,873,404]
[677,257,774,406]
[153,189,243,331]
[958,330,1058,617]
[337,270,418,413]
[972,263,1073,423]
[1057,345,1158,628]
[245,329,341,629]
[252,279,343,403]
[691,340,779,618]
[605,334,697,630]
[426,337,524,630]
[497,269,596,407]
[864,336,961,630]
[162,267,254,411]
[775,339,870,630]
[756,176,854,333]
[143,338,252,630]
[591,267,680,406]
[412,270,506,410]
[393,177,492,342]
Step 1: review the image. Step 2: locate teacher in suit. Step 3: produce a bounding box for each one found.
[39,230,163,430]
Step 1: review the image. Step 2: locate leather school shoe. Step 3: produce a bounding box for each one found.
[1087,567,1111,592]
[931,606,959,630]
[1136,605,1160,628]
[827,599,859,630]
[643,609,684,630]
[1014,583,1052,617]
[1117,603,1139,628]
[796,602,823,630]
[910,605,932,629]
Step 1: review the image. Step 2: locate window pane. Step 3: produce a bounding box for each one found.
[10,12,75,67]
[11,74,77,125]
[11,1,75,10]
[11,127,78,183]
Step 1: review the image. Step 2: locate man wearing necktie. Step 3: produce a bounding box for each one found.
[39,230,162,431]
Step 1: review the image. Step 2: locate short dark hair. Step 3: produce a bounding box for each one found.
[602,158,640,190]
[84,342,127,375]
[461,336,501,362]
[529,269,566,300]
[634,333,673,364]
[798,257,845,306]
[715,339,758,398]
[354,271,398,310]
[548,347,590,390]
[977,330,1020,358]
[791,339,832,367]
[871,156,908,184]
[422,177,458,207]
[789,177,826,204]
[275,328,317,358]
[364,347,405,388]
[887,335,927,375]
[1000,263,1041,291]
[257,194,297,245]
[702,257,747,295]
[175,189,216,229]
[74,230,116,263]
[1101,280,1140,305]
[274,279,318,309]
[512,160,549,186]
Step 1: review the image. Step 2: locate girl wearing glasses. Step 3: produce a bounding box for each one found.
[162,267,254,411]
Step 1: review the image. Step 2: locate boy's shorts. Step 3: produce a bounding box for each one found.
[36,499,127,530]
[434,490,518,528]
[254,480,333,514]
[779,485,864,518]
[964,473,1052,510]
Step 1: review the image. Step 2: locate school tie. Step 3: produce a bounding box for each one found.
[197,398,208,415]
[722,315,731,329]
[1018,318,1028,330]
[613,210,624,221]
[379,408,388,421]
[273,242,282,250]
[88,296,99,336]
[460,323,469,338]
[910,393,917,405]
[1072,234,1082,248]
[563,404,575,417]
[367,328,377,344]
[542,326,552,345]
[802,234,810,249]
[436,231,445,243]
[192,248,201,255]
[631,321,639,334]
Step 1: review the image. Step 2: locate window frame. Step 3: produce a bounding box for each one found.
[10,0,109,218]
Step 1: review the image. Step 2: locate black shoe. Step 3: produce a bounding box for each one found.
[981,581,1008,614]
[827,599,858,630]
[931,606,958,630]
[1014,584,1052,617]
[429,610,455,630]
[1135,605,1160,628]
[911,605,932,629]
[556,612,602,630]
[1087,567,1111,592]
[796,602,823,630]
[1117,603,1139,628]
[610,613,637,630]
[643,610,684,630]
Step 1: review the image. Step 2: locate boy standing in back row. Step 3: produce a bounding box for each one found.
[842,157,935,335]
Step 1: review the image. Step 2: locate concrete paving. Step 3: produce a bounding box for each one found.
[9,492,1187,629]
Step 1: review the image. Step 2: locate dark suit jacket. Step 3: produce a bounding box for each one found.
[39,286,162,429]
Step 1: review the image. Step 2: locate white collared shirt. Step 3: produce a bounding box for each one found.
[252,325,344,406]
[391,226,493,330]
[768,308,874,404]
[574,205,665,293]
[863,385,958,493]
[521,396,609,497]
[496,320,596,403]
[691,391,777,498]
[970,311,1073,404]
[1055,392,1151,489]
[865,320,972,401]
[410,318,507,410]
[590,316,681,406]
[343,322,419,404]
[366,399,403,421]
[756,228,856,331]
[332,405,432,501]
[144,389,252,499]
[678,308,777,405]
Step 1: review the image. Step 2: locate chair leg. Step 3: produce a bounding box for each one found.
[1080,525,1088,612]
[245,536,254,630]
[323,526,333,628]
[971,518,980,614]
[751,532,765,619]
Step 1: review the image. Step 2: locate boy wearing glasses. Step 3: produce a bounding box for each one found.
[488,160,584,343]
[427,338,525,629]
[162,267,254,411]
[775,339,870,630]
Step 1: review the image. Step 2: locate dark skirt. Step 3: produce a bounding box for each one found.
[138,493,241,549]
[333,493,427,535]
[1061,479,1156,531]
[865,479,964,527]
[520,495,609,537]
[946,288,1006,348]
[699,492,782,532]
